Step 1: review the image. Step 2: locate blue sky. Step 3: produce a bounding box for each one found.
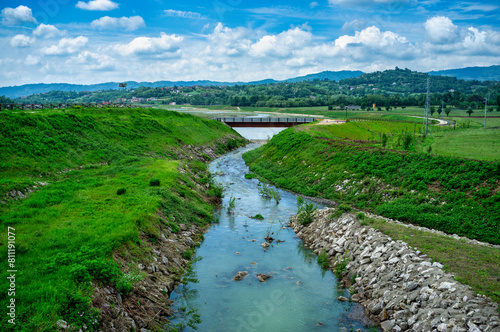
[0,0,499,86]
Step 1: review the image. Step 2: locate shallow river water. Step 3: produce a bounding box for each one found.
[170,142,371,331]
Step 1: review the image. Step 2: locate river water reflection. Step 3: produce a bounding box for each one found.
[170,141,371,331]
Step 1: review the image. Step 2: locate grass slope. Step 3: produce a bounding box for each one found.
[243,124,500,245]
[0,107,245,331]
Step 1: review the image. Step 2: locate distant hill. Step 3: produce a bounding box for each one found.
[0,71,363,99]
[428,65,500,81]
[284,70,364,83]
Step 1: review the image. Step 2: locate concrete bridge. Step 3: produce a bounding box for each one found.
[214,117,316,127]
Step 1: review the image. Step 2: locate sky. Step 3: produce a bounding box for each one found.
[0,0,499,87]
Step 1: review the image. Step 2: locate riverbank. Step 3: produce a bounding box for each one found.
[168,144,376,331]
[0,108,246,331]
[290,208,500,332]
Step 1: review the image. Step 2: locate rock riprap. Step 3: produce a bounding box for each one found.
[289,208,500,332]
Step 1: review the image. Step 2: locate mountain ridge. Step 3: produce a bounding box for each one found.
[0,71,363,98]
[1,66,498,99]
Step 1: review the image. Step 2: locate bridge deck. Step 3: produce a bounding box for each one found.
[214,117,316,127]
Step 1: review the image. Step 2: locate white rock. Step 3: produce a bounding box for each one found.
[438,282,456,290]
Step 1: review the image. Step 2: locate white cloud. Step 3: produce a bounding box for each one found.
[424,16,459,44]
[310,2,319,8]
[25,55,40,65]
[461,27,500,55]
[114,32,183,56]
[203,23,252,57]
[334,26,412,53]
[329,0,410,5]
[163,9,204,19]
[69,51,115,71]
[33,24,63,38]
[1,5,37,25]
[249,27,313,57]
[91,16,145,31]
[342,19,367,32]
[76,0,119,11]
[10,34,35,48]
[42,36,89,55]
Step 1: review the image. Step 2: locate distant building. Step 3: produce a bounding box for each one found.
[345,105,361,110]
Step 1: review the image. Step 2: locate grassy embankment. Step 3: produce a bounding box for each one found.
[243,121,500,304]
[0,107,245,331]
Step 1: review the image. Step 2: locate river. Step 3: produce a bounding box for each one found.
[169,134,372,331]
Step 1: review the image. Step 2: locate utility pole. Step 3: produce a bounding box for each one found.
[484,92,490,128]
[423,77,430,136]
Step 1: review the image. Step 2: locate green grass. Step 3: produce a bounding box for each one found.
[0,107,245,331]
[420,127,500,162]
[243,128,500,245]
[370,219,500,305]
[298,120,422,141]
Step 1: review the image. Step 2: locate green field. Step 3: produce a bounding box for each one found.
[0,107,245,331]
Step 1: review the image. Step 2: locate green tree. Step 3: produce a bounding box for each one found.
[445,107,451,117]
[466,106,474,117]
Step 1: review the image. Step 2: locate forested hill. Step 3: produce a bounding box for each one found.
[0,70,362,98]
[338,67,488,94]
[429,65,500,81]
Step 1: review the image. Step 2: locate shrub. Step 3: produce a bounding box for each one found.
[332,204,352,218]
[150,178,160,187]
[333,254,350,279]
[296,196,317,225]
[182,249,194,260]
[244,173,256,179]
[317,250,329,269]
[356,212,365,220]
[116,188,126,195]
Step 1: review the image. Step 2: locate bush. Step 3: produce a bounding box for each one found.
[356,212,365,220]
[332,204,352,218]
[296,196,317,225]
[182,249,194,260]
[317,250,329,269]
[333,254,349,279]
[150,178,161,187]
[116,188,126,195]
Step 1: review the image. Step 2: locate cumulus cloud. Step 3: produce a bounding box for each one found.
[91,16,145,31]
[249,27,313,58]
[1,5,37,25]
[70,51,115,71]
[10,34,35,48]
[76,0,119,11]
[42,36,89,55]
[114,32,183,56]
[204,23,252,57]
[163,9,204,19]
[33,24,63,38]
[334,26,414,59]
[424,16,459,44]
[310,2,319,8]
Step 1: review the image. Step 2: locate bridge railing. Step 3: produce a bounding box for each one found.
[214,117,316,123]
